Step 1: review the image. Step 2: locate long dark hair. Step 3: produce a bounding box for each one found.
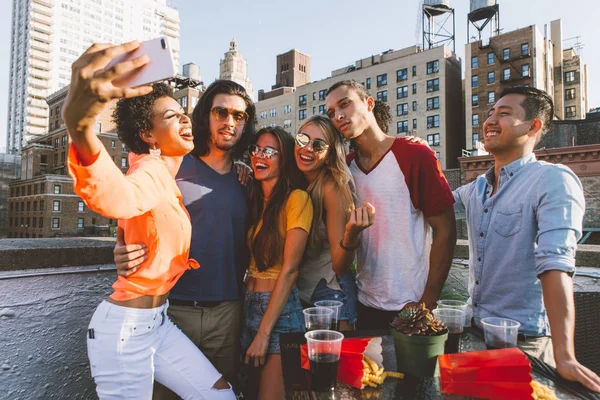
[191,80,256,159]
[248,126,308,271]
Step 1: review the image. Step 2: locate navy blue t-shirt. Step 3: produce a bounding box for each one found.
[169,154,248,301]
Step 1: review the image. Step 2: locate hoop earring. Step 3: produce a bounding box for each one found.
[149,144,161,157]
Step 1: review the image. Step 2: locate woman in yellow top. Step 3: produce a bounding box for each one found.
[242,126,313,400]
[63,42,235,399]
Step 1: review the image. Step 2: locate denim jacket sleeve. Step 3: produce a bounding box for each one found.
[453,184,470,221]
[534,165,585,277]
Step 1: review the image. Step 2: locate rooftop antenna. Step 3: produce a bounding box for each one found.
[563,36,584,55]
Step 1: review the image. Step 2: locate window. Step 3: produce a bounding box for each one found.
[299,109,307,120]
[397,103,409,116]
[487,72,495,84]
[487,52,495,65]
[412,66,417,77]
[53,200,61,212]
[62,136,67,146]
[397,68,408,82]
[33,201,37,211]
[503,68,510,81]
[426,97,439,110]
[269,108,277,117]
[52,218,60,229]
[435,152,440,160]
[54,138,59,148]
[488,91,495,104]
[121,158,127,168]
[40,183,45,193]
[319,90,327,101]
[366,77,371,90]
[39,218,44,229]
[34,184,38,195]
[472,75,478,88]
[318,105,326,115]
[40,200,44,211]
[427,115,440,128]
[426,60,439,74]
[472,133,480,149]
[28,185,32,195]
[376,91,387,102]
[521,43,529,57]
[471,56,478,69]
[565,71,575,82]
[522,64,530,78]
[299,94,307,106]
[283,104,291,114]
[312,106,316,115]
[472,114,479,126]
[412,101,417,111]
[122,143,127,153]
[397,120,409,134]
[95,122,102,132]
[78,201,85,212]
[412,83,417,94]
[413,119,417,129]
[77,218,84,229]
[33,217,37,228]
[565,88,576,100]
[283,119,292,129]
[565,106,577,118]
[427,133,440,146]
[53,184,61,194]
[111,140,116,148]
[472,95,479,107]
[397,86,408,99]
[426,79,439,92]
[312,92,316,101]
[503,48,510,61]
[61,152,66,163]
[377,74,387,87]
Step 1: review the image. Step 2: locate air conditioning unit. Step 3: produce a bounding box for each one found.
[427,107,432,111]
[427,124,433,129]
[433,68,439,73]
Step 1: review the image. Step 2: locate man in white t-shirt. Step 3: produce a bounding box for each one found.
[325,80,457,330]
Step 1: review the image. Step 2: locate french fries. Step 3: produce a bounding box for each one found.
[531,381,558,400]
[360,355,404,388]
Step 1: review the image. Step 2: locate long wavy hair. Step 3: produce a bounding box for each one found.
[191,80,256,159]
[249,126,308,271]
[298,115,355,251]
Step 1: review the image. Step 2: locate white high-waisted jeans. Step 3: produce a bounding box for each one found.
[86,300,235,400]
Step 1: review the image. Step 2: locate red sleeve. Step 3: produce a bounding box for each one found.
[390,138,454,217]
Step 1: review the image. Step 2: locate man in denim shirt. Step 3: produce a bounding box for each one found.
[454,87,600,392]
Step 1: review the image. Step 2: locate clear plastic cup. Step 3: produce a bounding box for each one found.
[433,308,465,334]
[303,307,333,331]
[305,330,344,392]
[314,300,343,331]
[437,299,470,327]
[480,317,521,349]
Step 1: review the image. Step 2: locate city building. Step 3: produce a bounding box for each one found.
[7,0,180,154]
[256,45,464,170]
[0,154,22,237]
[464,18,588,153]
[219,40,253,96]
[273,49,311,90]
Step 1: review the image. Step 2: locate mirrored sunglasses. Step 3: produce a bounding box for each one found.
[248,144,279,159]
[295,132,329,153]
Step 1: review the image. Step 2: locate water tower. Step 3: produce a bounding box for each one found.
[422,0,456,52]
[468,0,500,42]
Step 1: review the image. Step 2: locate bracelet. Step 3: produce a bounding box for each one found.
[339,239,360,251]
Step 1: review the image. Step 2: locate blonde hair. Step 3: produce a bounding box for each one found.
[297,115,355,250]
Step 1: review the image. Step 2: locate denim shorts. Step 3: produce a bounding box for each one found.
[241,288,305,354]
[307,273,358,324]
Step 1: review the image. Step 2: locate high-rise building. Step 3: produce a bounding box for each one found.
[6,0,180,154]
[256,45,464,170]
[274,49,311,89]
[219,40,253,96]
[464,17,588,152]
[0,153,21,237]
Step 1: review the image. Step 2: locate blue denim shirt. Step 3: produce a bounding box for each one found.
[453,153,584,336]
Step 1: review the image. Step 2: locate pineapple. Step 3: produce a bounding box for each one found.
[390,303,446,336]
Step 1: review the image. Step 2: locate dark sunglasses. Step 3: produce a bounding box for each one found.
[248,144,280,159]
[210,106,249,125]
[295,132,329,153]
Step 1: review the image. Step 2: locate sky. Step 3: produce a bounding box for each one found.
[1,0,599,152]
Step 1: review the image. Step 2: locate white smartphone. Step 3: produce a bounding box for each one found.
[106,37,177,88]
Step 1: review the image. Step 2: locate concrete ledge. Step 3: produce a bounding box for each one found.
[0,238,116,271]
[455,239,600,268]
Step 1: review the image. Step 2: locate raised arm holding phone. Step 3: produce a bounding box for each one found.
[63,41,235,399]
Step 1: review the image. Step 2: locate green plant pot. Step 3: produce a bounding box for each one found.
[391,329,448,377]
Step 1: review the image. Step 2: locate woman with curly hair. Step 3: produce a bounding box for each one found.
[294,115,375,331]
[242,127,312,400]
[63,42,235,399]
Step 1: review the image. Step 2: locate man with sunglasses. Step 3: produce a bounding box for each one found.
[114,80,256,398]
[325,80,457,330]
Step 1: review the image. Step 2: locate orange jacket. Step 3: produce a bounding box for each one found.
[68,144,199,301]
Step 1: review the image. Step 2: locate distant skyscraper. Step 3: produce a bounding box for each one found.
[274,49,311,89]
[6,0,180,154]
[219,40,253,96]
